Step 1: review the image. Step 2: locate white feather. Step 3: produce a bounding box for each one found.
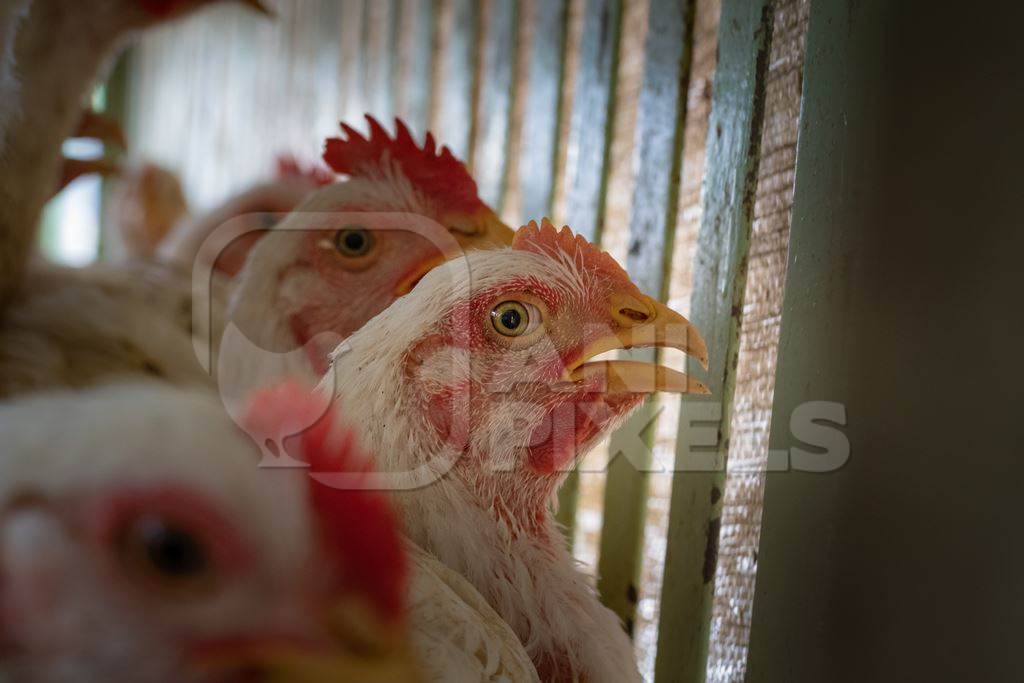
[321,248,644,682]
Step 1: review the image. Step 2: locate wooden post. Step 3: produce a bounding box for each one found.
[394,0,435,138]
[435,0,479,159]
[97,54,132,259]
[473,0,518,210]
[596,0,696,638]
[518,0,568,224]
[363,0,398,121]
[654,1,774,681]
[555,0,623,536]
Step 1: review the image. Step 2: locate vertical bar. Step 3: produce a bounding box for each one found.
[555,0,623,535]
[395,0,435,137]
[705,1,808,678]
[596,0,696,636]
[655,1,774,681]
[435,0,478,159]
[363,0,397,121]
[340,0,368,124]
[518,0,568,223]
[472,0,517,210]
[562,0,621,243]
[98,54,132,260]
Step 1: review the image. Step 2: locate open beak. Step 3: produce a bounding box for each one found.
[564,292,711,395]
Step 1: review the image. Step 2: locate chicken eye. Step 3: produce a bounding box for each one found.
[119,515,213,590]
[490,301,541,337]
[333,228,375,257]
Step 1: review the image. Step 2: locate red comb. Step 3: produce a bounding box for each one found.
[245,381,407,623]
[323,115,485,214]
[513,219,632,286]
[275,154,335,187]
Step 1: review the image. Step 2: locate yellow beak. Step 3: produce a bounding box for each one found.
[445,209,516,249]
[564,292,711,395]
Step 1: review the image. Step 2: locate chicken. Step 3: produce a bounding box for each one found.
[0,0,269,309]
[0,117,512,399]
[113,163,190,259]
[0,380,420,682]
[248,381,540,682]
[208,117,515,408]
[157,155,333,276]
[0,379,541,681]
[307,219,709,681]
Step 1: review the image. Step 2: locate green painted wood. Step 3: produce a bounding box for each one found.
[518,0,568,223]
[555,0,623,538]
[396,0,435,137]
[437,0,478,160]
[554,470,581,538]
[654,1,774,681]
[597,0,696,638]
[473,0,517,210]
[98,54,131,259]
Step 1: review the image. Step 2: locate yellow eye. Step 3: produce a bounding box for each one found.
[490,301,541,337]
[333,228,375,257]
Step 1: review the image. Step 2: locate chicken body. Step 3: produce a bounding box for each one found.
[315,220,709,681]
[0,381,538,682]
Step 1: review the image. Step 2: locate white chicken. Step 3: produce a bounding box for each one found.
[0,380,538,682]
[310,219,710,682]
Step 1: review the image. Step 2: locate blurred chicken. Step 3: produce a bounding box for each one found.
[157,155,332,274]
[311,220,710,682]
[0,0,270,309]
[0,380,537,681]
[218,116,515,406]
[0,380,419,682]
[113,163,190,258]
[0,118,513,400]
